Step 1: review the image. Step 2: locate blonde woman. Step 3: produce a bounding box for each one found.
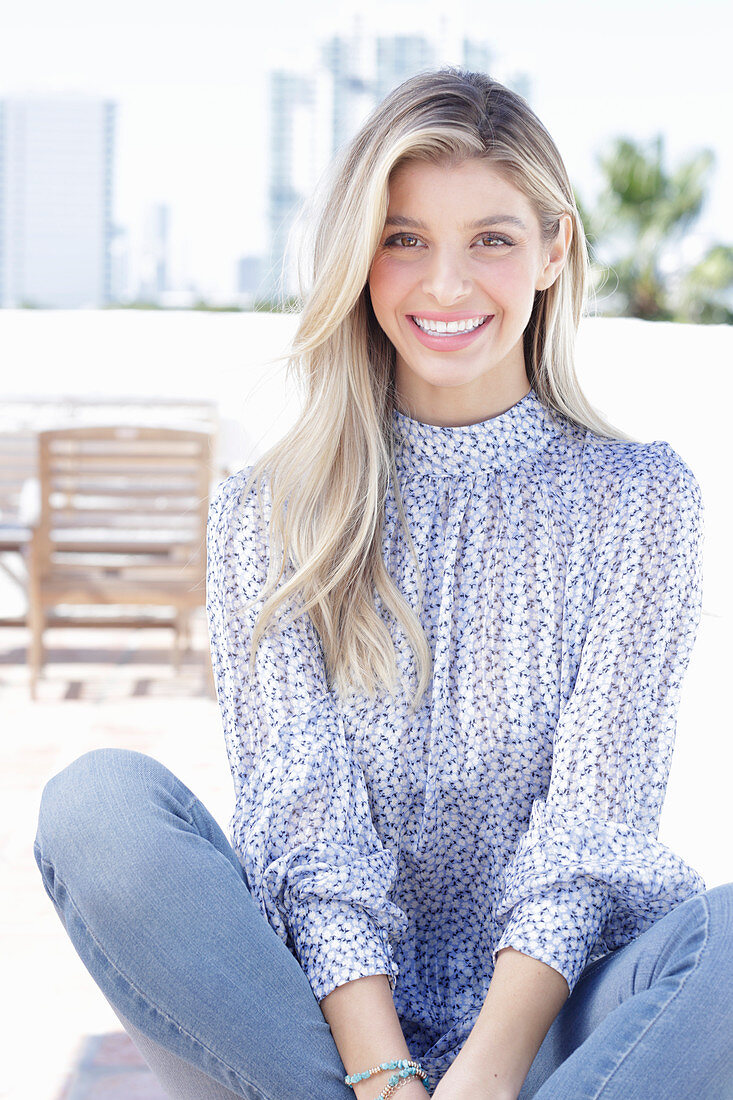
[34,70,732,1100]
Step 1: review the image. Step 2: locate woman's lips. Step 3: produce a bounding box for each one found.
[407,314,494,350]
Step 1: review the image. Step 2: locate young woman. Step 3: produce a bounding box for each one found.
[34,70,732,1100]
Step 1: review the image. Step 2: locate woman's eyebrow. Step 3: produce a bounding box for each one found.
[384,215,528,230]
[468,216,527,230]
[384,216,426,228]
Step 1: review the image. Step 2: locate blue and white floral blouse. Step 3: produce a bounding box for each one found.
[206,386,705,1083]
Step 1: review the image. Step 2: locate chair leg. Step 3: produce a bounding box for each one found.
[26,531,44,700]
[28,603,44,701]
[172,611,184,673]
[178,611,191,654]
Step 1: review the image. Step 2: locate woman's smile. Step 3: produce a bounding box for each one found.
[408,312,494,350]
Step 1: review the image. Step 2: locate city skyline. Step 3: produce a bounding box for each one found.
[1,0,730,303]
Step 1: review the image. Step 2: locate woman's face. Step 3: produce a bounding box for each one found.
[368,157,571,426]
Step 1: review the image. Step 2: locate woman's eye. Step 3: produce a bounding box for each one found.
[479,235,512,248]
[385,234,422,248]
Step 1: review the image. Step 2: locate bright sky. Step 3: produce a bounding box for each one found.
[1,0,730,297]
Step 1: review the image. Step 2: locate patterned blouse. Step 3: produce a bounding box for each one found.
[206,386,706,1085]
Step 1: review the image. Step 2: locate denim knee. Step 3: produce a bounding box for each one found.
[661,882,733,997]
[34,748,178,893]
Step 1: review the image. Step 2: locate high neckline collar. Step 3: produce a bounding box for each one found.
[391,387,563,478]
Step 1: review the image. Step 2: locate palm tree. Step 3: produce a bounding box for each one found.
[577,135,733,323]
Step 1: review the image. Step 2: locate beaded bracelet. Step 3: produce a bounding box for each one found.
[345,1059,426,1087]
[345,1060,430,1100]
[344,1058,430,1096]
[375,1064,429,1099]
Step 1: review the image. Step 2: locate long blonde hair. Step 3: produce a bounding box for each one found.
[240,68,633,712]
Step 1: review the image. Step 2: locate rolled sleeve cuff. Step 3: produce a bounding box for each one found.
[288,897,400,1003]
[492,879,610,996]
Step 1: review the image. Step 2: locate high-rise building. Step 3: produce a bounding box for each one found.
[321,33,376,156]
[265,69,332,299]
[374,35,437,105]
[237,255,265,300]
[461,38,493,76]
[109,223,131,303]
[0,94,116,308]
[138,202,171,302]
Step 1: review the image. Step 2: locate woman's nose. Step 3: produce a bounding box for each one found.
[420,248,472,305]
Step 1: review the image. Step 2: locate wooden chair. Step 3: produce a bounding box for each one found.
[0,397,224,630]
[28,425,213,698]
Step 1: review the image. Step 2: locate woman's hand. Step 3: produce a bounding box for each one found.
[430,1055,517,1100]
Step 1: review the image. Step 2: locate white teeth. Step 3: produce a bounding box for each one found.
[412,315,488,335]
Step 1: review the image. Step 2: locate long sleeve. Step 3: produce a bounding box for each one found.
[206,469,408,1003]
[492,441,706,995]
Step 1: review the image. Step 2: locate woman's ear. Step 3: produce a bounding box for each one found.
[535,213,573,291]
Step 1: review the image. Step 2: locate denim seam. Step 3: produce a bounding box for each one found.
[37,855,273,1100]
[595,894,710,1098]
[181,793,201,820]
[180,792,224,850]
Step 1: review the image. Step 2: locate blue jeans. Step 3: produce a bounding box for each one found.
[33,748,733,1100]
